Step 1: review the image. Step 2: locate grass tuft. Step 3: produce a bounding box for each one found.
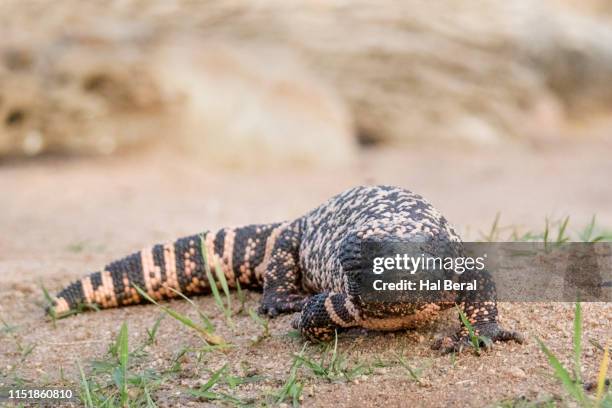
[200,235,234,327]
[235,279,246,314]
[164,286,215,333]
[295,332,367,382]
[481,212,501,242]
[275,345,307,406]
[537,302,611,407]
[394,352,423,382]
[79,323,169,407]
[40,283,58,327]
[132,284,226,346]
[115,322,129,406]
[537,337,586,405]
[483,215,612,243]
[77,360,94,408]
[187,364,246,405]
[579,216,609,243]
[1,316,37,361]
[573,302,583,385]
[145,315,164,346]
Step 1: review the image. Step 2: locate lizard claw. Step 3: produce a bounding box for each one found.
[258,304,280,317]
[291,313,302,329]
[432,334,472,353]
[258,294,309,318]
[478,322,524,344]
[432,323,524,353]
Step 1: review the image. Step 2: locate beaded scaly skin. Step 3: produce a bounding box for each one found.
[49,185,523,352]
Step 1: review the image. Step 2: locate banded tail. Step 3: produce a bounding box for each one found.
[49,223,284,316]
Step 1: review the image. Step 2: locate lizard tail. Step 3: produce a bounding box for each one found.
[48,223,284,317]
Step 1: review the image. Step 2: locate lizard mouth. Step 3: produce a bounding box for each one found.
[346,237,463,315]
[358,302,443,331]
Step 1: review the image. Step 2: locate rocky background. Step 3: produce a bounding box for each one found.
[2,0,612,167]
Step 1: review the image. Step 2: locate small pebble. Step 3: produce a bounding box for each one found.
[509,366,526,379]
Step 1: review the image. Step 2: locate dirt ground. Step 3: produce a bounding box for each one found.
[1,142,611,407]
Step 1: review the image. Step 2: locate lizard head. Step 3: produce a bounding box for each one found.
[345,232,460,322]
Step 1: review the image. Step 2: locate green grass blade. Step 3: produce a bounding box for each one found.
[200,237,231,322]
[206,267,231,324]
[164,286,215,332]
[537,338,585,404]
[213,258,232,312]
[395,353,421,382]
[40,283,54,305]
[77,360,94,408]
[330,331,339,371]
[556,216,570,244]
[201,364,228,392]
[277,345,307,404]
[579,215,612,242]
[40,284,58,326]
[117,322,129,406]
[543,218,550,249]
[482,212,501,242]
[144,382,157,408]
[205,265,225,315]
[132,284,225,345]
[235,279,246,314]
[188,364,245,404]
[146,315,164,345]
[573,302,582,385]
[225,374,264,389]
[580,216,597,242]
[296,354,326,377]
[0,316,16,334]
[455,305,479,352]
[291,382,303,407]
[189,390,218,399]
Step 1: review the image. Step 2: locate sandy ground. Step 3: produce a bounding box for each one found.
[0,143,611,407]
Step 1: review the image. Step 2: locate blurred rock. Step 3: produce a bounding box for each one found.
[155,42,356,168]
[508,366,527,379]
[192,0,612,145]
[0,38,167,158]
[2,0,612,164]
[0,29,355,167]
[554,0,612,19]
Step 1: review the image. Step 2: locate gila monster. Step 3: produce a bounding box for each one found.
[48,185,523,351]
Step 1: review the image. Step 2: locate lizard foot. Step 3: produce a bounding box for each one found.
[258,294,309,318]
[291,312,335,342]
[432,323,524,353]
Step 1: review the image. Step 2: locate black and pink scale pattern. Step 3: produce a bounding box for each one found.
[49,185,522,350]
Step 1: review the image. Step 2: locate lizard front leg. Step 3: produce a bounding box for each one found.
[292,292,360,341]
[259,224,309,317]
[434,269,524,353]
